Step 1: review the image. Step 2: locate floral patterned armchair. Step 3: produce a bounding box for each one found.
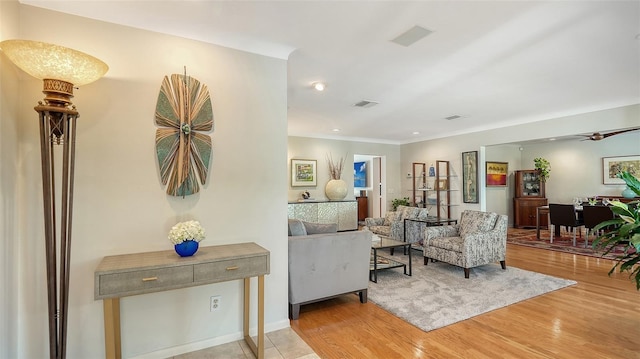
[423,210,508,278]
[364,205,430,243]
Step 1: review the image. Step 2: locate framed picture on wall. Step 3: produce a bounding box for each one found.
[486,161,508,187]
[354,161,367,187]
[602,155,640,185]
[291,159,317,187]
[462,151,478,203]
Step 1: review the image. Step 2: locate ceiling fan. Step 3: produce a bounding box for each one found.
[580,127,640,141]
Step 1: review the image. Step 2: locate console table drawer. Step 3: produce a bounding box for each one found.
[97,266,193,298]
[194,256,267,283]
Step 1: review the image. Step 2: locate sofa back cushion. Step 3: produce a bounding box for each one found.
[288,219,339,236]
[303,221,338,234]
[459,210,499,237]
[383,211,399,226]
[288,219,307,236]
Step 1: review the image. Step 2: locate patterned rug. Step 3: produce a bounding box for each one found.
[507,228,627,261]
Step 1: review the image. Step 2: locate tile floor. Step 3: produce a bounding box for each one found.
[172,327,319,359]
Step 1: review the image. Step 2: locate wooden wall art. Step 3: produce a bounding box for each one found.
[155,73,213,196]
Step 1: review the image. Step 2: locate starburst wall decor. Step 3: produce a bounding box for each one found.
[155,72,213,196]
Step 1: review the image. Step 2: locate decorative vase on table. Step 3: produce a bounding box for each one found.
[621,186,637,199]
[325,179,348,200]
[168,220,206,257]
[174,240,199,257]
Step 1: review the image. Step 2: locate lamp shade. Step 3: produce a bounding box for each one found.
[0,39,108,86]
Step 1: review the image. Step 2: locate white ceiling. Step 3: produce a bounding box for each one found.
[22,1,640,144]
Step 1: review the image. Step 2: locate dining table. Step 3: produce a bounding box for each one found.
[536,204,584,239]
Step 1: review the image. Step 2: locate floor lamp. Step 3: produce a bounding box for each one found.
[0,40,108,359]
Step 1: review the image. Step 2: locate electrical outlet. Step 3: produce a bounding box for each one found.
[210,295,221,312]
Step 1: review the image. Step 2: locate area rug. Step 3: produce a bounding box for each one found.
[367,253,576,333]
[507,228,627,260]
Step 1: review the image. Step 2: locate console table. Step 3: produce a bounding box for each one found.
[94,242,270,359]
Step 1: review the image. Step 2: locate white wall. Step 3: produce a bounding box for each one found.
[0,1,20,358]
[519,132,640,203]
[11,5,288,358]
[288,136,400,207]
[401,104,640,221]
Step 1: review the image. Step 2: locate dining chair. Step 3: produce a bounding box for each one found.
[549,203,585,246]
[582,205,615,248]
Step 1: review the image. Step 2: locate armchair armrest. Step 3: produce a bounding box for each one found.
[425,225,460,241]
[390,221,405,240]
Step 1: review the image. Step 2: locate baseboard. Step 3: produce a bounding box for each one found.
[129,319,291,359]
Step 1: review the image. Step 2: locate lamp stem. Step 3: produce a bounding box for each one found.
[36,104,78,359]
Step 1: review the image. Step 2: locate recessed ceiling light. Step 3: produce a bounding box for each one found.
[312,82,326,91]
[332,128,340,132]
[549,138,556,141]
[412,131,420,135]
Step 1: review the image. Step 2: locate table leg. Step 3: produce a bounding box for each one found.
[243,277,264,359]
[536,207,541,239]
[373,248,378,283]
[408,245,412,276]
[103,298,121,359]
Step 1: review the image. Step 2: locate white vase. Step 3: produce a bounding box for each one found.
[325,179,348,200]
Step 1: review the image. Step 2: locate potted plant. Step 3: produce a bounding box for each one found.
[392,197,410,211]
[593,171,640,289]
[534,157,550,182]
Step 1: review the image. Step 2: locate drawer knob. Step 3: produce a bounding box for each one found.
[142,277,158,282]
[226,266,239,271]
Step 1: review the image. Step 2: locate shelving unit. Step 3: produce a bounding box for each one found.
[434,160,454,218]
[411,162,426,207]
[409,161,456,218]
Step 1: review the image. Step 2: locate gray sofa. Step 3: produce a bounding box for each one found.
[364,205,430,244]
[423,210,508,278]
[288,219,371,320]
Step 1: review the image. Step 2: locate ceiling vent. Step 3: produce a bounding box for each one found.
[391,25,433,47]
[354,100,379,108]
[445,115,462,121]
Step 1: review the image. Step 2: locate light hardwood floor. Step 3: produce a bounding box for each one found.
[290,243,640,359]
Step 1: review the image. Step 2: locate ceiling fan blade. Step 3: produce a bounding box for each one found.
[602,128,640,138]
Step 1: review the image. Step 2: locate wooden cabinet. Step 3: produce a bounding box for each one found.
[514,170,547,228]
[514,198,548,228]
[514,170,545,198]
[356,196,368,221]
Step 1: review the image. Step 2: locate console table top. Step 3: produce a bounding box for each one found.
[96,242,269,273]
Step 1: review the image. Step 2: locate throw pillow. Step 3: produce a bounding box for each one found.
[459,210,498,237]
[303,221,338,234]
[288,219,307,236]
[383,211,399,226]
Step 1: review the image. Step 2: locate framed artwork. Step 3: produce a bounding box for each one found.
[486,161,508,187]
[437,179,448,190]
[602,155,640,185]
[462,151,478,203]
[354,161,367,187]
[291,159,317,187]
